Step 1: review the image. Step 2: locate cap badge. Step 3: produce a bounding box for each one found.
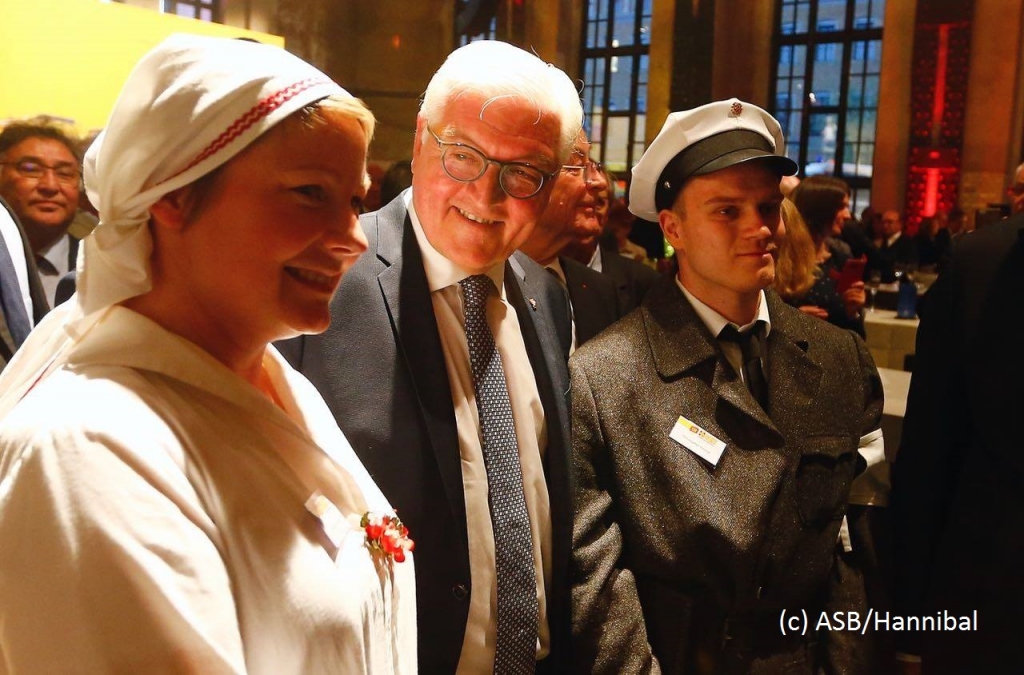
[729,101,743,117]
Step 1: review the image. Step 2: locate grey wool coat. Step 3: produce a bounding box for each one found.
[570,276,883,675]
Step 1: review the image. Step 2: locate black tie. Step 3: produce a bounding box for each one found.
[719,322,769,411]
[459,274,538,674]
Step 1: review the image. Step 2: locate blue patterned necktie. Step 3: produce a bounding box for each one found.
[0,227,32,348]
[459,274,538,675]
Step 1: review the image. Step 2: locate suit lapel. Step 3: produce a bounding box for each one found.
[374,199,467,533]
[506,253,573,594]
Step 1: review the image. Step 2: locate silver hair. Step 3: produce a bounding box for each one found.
[420,40,583,163]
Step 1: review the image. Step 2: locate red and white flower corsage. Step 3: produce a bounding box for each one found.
[360,511,415,563]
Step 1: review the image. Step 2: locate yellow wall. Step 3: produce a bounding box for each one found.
[0,0,282,134]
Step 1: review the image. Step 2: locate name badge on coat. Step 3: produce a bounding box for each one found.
[670,415,727,466]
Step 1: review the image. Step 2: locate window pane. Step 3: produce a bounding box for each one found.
[854,0,873,27]
[636,55,649,113]
[852,188,871,217]
[857,143,874,177]
[592,113,604,141]
[605,117,631,172]
[817,0,846,31]
[864,74,880,106]
[866,39,882,73]
[860,110,877,142]
[793,45,807,70]
[614,9,635,47]
[609,55,633,111]
[785,110,803,144]
[848,74,864,106]
[634,115,646,142]
[846,110,862,143]
[812,43,844,94]
[199,7,212,21]
[778,46,793,76]
[805,112,838,175]
[795,1,811,33]
[587,58,605,89]
[780,1,796,33]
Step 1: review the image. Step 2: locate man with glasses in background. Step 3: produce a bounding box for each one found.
[0,122,83,309]
[520,130,621,352]
[279,41,581,675]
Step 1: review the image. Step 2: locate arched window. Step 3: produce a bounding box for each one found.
[772,0,885,214]
[580,0,652,175]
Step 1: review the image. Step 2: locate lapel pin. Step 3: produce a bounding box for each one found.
[529,298,538,311]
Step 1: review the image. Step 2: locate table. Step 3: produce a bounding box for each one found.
[877,367,911,461]
[864,309,919,371]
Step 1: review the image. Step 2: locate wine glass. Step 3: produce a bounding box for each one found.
[866,269,882,312]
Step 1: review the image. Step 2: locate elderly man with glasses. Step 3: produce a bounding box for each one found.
[279,40,581,675]
[0,121,84,309]
[520,129,621,353]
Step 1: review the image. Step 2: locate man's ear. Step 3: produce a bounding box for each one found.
[659,207,685,252]
[411,115,427,171]
[149,186,191,231]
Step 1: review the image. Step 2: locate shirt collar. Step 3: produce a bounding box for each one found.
[40,233,71,275]
[405,189,506,297]
[675,277,772,338]
[588,245,603,272]
[545,257,567,285]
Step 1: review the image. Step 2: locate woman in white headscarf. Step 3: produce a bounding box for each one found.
[0,35,415,674]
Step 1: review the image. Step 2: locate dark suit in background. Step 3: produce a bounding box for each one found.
[278,196,574,674]
[560,255,620,346]
[891,215,1024,671]
[597,244,661,314]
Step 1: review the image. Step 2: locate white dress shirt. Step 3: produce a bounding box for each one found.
[406,192,552,673]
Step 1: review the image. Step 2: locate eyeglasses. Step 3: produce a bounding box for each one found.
[0,159,80,185]
[561,159,603,180]
[428,127,556,200]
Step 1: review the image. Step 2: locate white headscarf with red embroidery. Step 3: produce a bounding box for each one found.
[0,33,348,410]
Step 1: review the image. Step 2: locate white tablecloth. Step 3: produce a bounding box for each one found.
[864,309,919,371]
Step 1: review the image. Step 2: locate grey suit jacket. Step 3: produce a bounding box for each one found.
[570,277,883,674]
[0,197,48,367]
[278,193,574,674]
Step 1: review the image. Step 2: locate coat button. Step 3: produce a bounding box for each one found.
[452,583,469,600]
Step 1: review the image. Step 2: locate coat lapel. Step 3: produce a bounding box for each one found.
[762,290,823,431]
[642,277,789,443]
[374,199,467,534]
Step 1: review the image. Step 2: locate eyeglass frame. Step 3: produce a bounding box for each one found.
[560,159,604,179]
[0,158,81,186]
[427,126,558,200]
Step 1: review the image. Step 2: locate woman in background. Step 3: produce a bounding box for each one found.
[0,34,415,674]
[786,176,866,336]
